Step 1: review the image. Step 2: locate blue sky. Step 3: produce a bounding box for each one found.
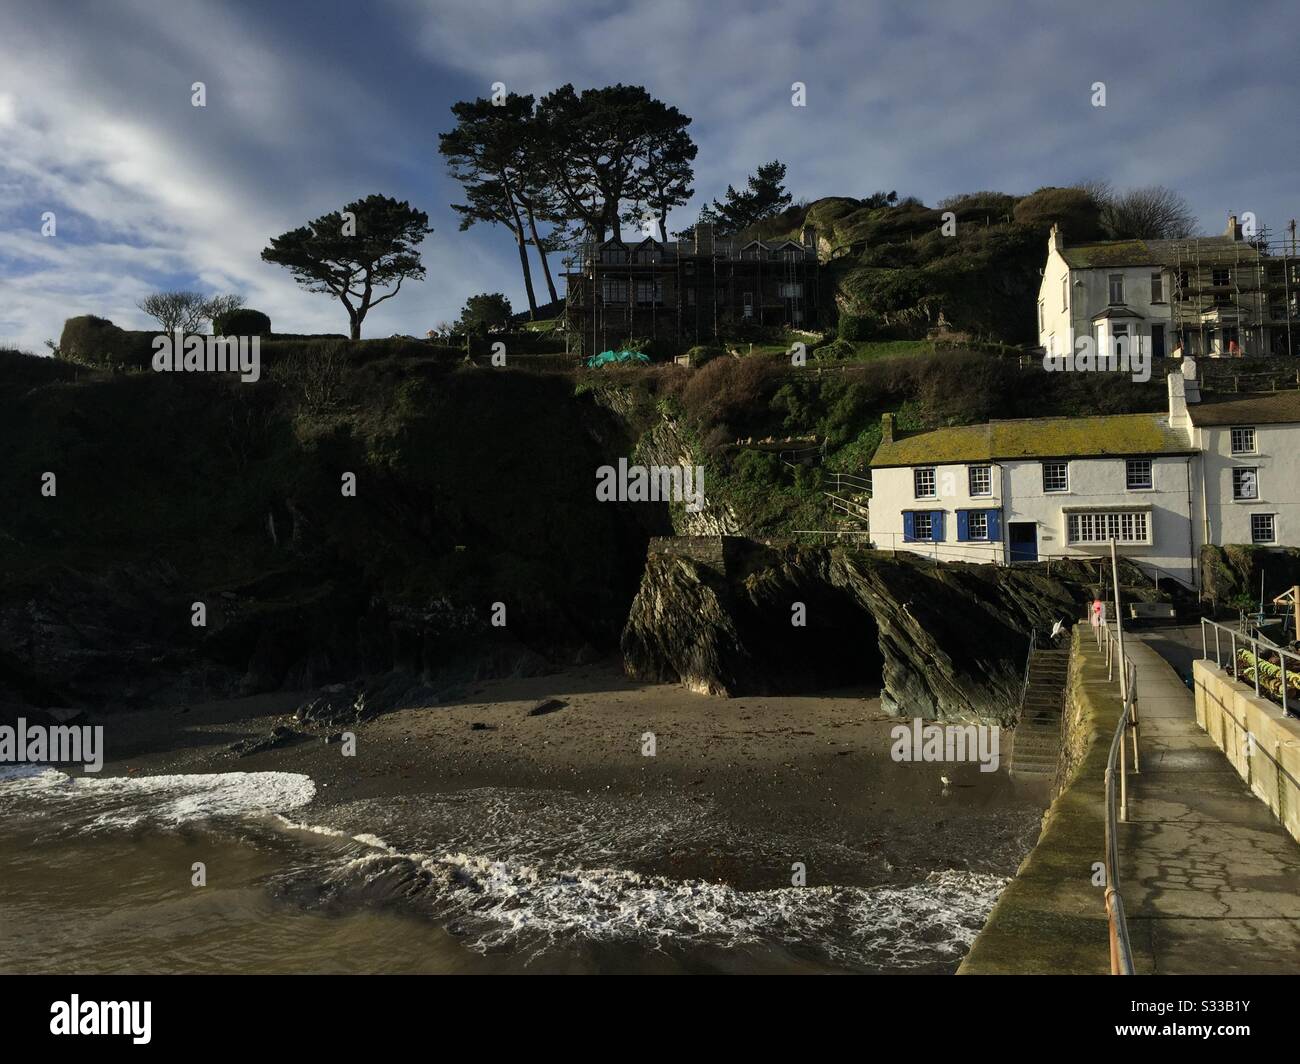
[2,0,1298,351]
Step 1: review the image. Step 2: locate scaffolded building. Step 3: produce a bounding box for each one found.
[562,222,823,355]
[1166,219,1300,358]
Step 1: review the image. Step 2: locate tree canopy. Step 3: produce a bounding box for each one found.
[455,292,513,335]
[710,160,793,235]
[261,194,432,340]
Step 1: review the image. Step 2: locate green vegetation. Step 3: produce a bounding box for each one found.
[215,308,271,336]
[590,344,1172,538]
[455,292,513,335]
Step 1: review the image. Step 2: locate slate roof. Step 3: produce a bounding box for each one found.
[1187,391,1300,427]
[870,413,1195,467]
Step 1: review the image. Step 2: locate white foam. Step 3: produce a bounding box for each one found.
[314,843,1006,969]
[0,767,316,830]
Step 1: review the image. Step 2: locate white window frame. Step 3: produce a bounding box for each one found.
[1232,467,1259,501]
[1042,461,1069,494]
[913,511,933,541]
[1230,426,1256,455]
[1066,510,1152,546]
[1150,272,1164,302]
[1125,459,1153,491]
[1250,513,1277,544]
[914,467,937,499]
[967,511,989,541]
[1108,274,1124,305]
[968,464,992,497]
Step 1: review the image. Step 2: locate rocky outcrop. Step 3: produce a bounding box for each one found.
[622,539,1080,722]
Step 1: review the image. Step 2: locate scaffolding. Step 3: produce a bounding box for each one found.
[1168,226,1300,358]
[562,225,820,356]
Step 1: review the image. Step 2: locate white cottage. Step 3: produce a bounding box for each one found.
[866,363,1300,589]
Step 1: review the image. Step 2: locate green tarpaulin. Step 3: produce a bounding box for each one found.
[586,349,650,368]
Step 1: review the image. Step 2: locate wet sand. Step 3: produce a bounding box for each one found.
[95,659,1047,887]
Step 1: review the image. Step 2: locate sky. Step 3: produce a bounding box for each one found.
[2,0,1299,352]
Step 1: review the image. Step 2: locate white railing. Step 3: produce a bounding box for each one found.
[826,471,872,497]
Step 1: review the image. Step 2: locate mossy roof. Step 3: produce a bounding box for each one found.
[870,413,1194,467]
[1061,241,1154,268]
[1061,236,1258,269]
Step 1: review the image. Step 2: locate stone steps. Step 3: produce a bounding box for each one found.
[1009,647,1068,779]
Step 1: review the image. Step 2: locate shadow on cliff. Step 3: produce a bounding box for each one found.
[621,540,1080,723]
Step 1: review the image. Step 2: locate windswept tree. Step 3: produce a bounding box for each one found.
[534,84,696,243]
[138,291,212,333]
[711,160,793,235]
[624,120,697,240]
[441,93,564,317]
[261,194,432,340]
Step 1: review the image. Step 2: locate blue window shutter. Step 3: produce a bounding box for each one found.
[903,511,915,542]
[956,510,969,541]
[931,511,944,542]
[988,509,1002,541]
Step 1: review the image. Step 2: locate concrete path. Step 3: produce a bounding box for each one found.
[1119,630,1300,974]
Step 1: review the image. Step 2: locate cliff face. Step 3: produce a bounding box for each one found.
[0,349,666,713]
[622,540,1080,723]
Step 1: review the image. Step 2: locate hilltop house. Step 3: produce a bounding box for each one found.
[866,362,1300,589]
[562,222,823,354]
[1037,219,1300,360]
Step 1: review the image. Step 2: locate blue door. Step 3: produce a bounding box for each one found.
[1008,522,1038,563]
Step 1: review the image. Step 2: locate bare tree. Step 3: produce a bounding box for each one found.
[204,293,245,330]
[1082,182,1197,240]
[137,291,213,333]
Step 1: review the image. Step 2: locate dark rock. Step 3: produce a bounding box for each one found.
[526,698,568,717]
[228,725,305,757]
[621,541,1080,723]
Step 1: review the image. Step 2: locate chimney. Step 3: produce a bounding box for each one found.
[1167,357,1200,432]
[694,221,714,257]
[881,412,895,444]
[1049,223,1064,254]
[1226,214,1243,241]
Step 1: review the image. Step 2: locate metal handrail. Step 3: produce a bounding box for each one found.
[1200,616,1298,717]
[1018,627,1038,711]
[1094,616,1138,975]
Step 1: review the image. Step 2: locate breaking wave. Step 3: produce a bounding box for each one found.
[0,765,315,833]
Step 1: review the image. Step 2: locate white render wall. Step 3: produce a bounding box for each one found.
[1003,455,1196,585]
[868,463,1007,564]
[868,455,1198,584]
[1036,240,1174,357]
[1193,423,1300,552]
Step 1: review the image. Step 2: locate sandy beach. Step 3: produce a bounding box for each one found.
[92,659,1046,890]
